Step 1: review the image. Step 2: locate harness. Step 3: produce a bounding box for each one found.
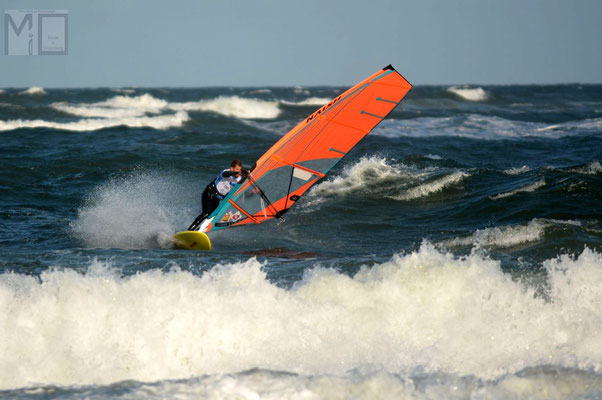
[207,182,223,200]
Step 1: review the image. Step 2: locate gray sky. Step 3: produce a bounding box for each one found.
[1,0,601,87]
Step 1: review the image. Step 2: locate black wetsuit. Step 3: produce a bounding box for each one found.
[187,170,241,231]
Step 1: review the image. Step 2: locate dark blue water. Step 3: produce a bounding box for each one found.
[0,84,601,399]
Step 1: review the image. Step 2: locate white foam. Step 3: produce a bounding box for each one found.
[447,86,488,101]
[303,156,426,208]
[293,86,310,95]
[111,88,136,94]
[570,160,602,175]
[170,95,280,119]
[52,94,169,118]
[0,244,600,390]
[48,94,279,131]
[281,97,332,106]
[0,111,189,132]
[537,118,602,133]
[71,171,194,248]
[247,88,272,94]
[441,218,581,249]
[394,171,468,200]
[19,86,45,95]
[0,89,5,94]
[305,157,467,205]
[100,368,602,400]
[375,115,602,140]
[490,178,546,200]
[503,166,531,175]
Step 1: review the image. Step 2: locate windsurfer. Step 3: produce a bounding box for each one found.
[187,159,248,231]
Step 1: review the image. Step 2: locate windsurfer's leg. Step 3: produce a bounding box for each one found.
[187,186,213,231]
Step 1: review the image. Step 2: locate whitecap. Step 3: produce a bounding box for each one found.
[303,156,425,207]
[503,166,531,175]
[394,171,468,200]
[281,97,332,106]
[19,86,45,95]
[490,178,545,200]
[441,218,581,249]
[447,86,488,101]
[570,160,602,175]
[0,111,189,132]
[170,95,280,119]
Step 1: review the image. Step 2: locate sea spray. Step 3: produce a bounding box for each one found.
[71,170,196,248]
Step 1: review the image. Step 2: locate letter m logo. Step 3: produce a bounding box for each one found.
[5,11,35,55]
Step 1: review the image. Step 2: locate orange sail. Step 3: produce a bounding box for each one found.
[201,65,412,233]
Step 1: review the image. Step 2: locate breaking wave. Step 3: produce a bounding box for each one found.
[394,171,468,200]
[54,94,280,120]
[447,86,488,101]
[490,178,546,200]
[503,166,532,175]
[570,160,602,175]
[1,93,282,132]
[307,156,418,200]
[441,218,582,249]
[281,97,332,106]
[305,156,467,204]
[0,112,189,132]
[19,86,45,95]
[171,95,280,119]
[374,115,602,140]
[0,244,600,389]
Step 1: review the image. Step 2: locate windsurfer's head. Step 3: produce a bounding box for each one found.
[230,159,243,176]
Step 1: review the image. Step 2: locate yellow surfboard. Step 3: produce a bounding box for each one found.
[173,231,211,251]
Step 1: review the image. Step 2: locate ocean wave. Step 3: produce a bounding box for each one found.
[0,111,189,132]
[293,86,310,95]
[0,243,600,389]
[281,97,332,106]
[536,118,602,133]
[19,86,45,95]
[441,218,581,249]
[306,156,419,201]
[447,86,488,101]
[52,93,168,118]
[39,367,601,400]
[247,88,272,94]
[569,160,602,175]
[170,95,280,119]
[111,88,136,94]
[394,171,468,201]
[53,93,280,120]
[490,178,546,200]
[304,157,466,205]
[503,165,531,175]
[374,115,602,140]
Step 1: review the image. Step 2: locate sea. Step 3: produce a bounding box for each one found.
[0,83,601,399]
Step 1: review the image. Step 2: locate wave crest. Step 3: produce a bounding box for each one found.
[0,244,600,389]
[441,218,582,249]
[447,86,488,101]
[490,178,546,200]
[19,86,45,95]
